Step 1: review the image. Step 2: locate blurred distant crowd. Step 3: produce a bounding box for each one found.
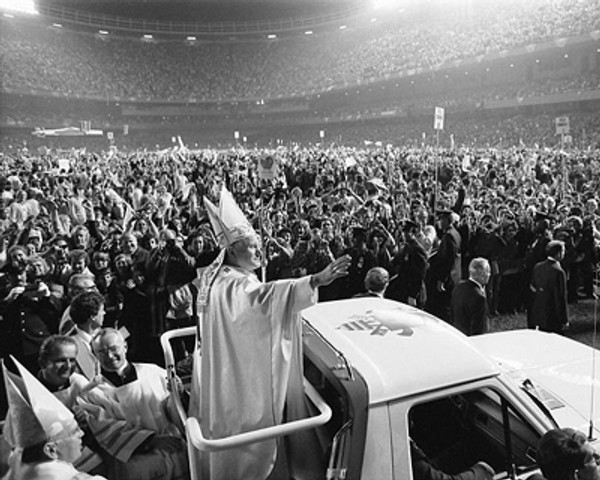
[1,0,599,101]
[1,144,599,373]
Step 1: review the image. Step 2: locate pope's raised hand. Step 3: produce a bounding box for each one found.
[311,254,352,288]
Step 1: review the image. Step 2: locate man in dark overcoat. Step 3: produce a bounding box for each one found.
[450,258,491,336]
[528,240,569,333]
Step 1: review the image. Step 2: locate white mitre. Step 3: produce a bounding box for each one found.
[203,185,256,248]
[2,356,79,449]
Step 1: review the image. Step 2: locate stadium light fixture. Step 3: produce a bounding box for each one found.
[0,0,38,14]
[143,34,153,40]
[373,0,400,14]
[187,35,197,41]
[373,0,391,10]
[267,34,277,39]
[52,23,62,28]
[98,30,109,35]
[304,30,313,35]
[3,12,14,18]
[339,25,347,30]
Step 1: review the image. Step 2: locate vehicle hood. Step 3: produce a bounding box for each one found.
[471,330,600,438]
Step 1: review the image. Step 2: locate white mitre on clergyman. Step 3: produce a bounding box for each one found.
[203,185,256,248]
[2,356,78,448]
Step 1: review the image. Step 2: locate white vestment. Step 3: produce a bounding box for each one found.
[79,363,188,480]
[3,458,107,480]
[189,261,317,480]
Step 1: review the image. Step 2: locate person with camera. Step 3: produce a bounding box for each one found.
[144,228,196,364]
[0,253,63,373]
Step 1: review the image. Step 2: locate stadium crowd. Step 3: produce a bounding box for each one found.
[0,143,598,371]
[2,0,599,101]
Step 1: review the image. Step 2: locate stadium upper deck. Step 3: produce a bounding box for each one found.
[1,0,599,102]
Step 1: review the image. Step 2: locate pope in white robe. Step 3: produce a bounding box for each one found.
[189,186,350,480]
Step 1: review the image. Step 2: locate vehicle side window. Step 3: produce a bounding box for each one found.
[408,388,540,478]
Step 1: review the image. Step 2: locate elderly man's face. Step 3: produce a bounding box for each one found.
[94,332,128,372]
[50,420,84,464]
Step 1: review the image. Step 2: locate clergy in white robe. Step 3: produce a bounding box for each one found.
[79,328,188,480]
[189,186,351,480]
[36,335,103,473]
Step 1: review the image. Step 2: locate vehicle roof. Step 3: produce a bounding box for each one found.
[302,298,499,405]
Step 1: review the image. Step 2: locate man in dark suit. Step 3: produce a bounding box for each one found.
[387,220,428,307]
[528,240,569,333]
[341,227,378,298]
[450,258,491,336]
[523,212,553,322]
[426,210,462,322]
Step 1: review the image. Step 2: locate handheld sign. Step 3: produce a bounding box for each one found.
[555,116,570,135]
[258,154,278,180]
[434,107,445,131]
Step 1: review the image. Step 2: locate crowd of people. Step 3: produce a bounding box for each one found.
[2,0,599,101]
[0,142,598,365]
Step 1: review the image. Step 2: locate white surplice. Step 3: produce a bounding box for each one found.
[4,458,107,480]
[80,363,188,480]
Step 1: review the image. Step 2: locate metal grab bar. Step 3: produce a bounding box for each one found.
[161,326,197,427]
[161,327,333,452]
[186,380,332,452]
[161,326,197,367]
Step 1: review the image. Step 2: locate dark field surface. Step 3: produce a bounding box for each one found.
[490,296,599,350]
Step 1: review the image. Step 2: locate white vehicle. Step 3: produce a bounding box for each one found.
[162,297,600,480]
